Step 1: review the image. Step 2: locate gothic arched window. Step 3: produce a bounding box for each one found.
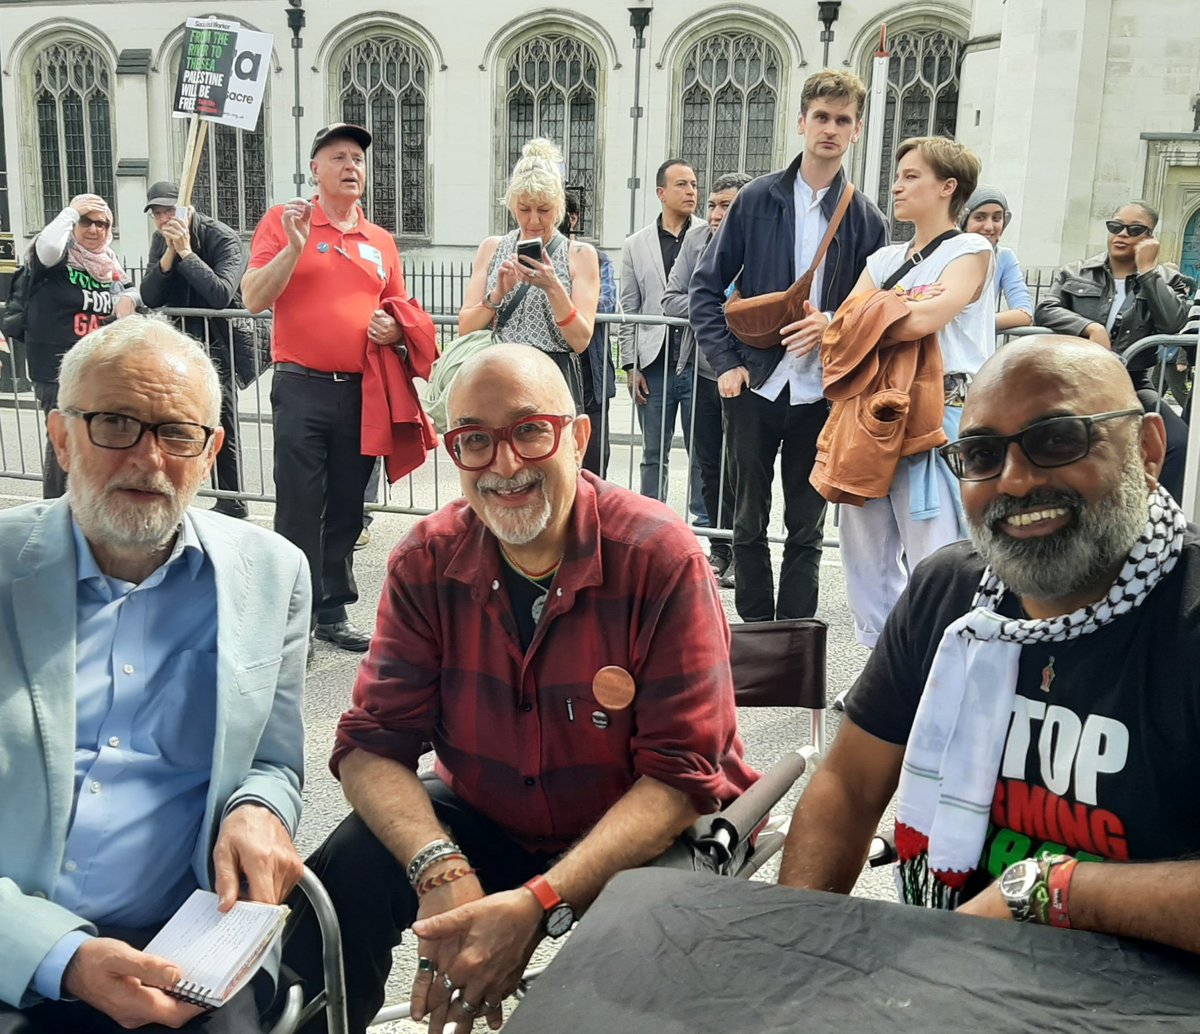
[874,28,963,239]
[502,34,600,237]
[31,41,115,224]
[337,35,430,237]
[677,31,781,192]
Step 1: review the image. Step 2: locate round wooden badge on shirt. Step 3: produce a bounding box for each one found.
[592,666,636,711]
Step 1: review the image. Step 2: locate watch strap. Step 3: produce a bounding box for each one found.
[523,874,562,913]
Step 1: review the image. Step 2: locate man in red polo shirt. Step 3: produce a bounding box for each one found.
[284,345,757,1034]
[243,123,419,651]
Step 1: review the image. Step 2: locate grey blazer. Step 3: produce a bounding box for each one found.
[618,215,705,371]
[661,222,717,380]
[0,498,309,1006]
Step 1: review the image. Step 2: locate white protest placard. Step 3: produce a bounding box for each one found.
[172,17,272,131]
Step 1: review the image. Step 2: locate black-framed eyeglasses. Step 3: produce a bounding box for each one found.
[1105,220,1152,238]
[939,409,1144,482]
[444,414,574,472]
[63,409,216,458]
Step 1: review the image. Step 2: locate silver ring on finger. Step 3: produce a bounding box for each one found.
[482,1000,500,1011]
[442,973,456,991]
[460,1000,479,1015]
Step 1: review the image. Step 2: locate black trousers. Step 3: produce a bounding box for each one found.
[284,778,554,1034]
[32,380,66,500]
[721,388,828,622]
[270,370,376,624]
[212,362,244,504]
[1132,381,1188,502]
[582,396,611,478]
[0,927,272,1034]
[692,376,734,561]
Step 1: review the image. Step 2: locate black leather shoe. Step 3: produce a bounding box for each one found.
[212,499,249,519]
[314,620,371,652]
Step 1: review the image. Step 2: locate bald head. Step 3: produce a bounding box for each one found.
[448,343,576,425]
[964,336,1140,430]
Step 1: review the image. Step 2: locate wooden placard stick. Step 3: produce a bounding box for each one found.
[162,115,209,272]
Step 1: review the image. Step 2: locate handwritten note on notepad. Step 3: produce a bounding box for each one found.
[144,890,289,1008]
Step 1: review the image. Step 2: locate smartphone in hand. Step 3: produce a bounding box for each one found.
[516,238,544,266]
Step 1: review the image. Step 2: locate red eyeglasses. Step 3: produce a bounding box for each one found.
[444,414,575,471]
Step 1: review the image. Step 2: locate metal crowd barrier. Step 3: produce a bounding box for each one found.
[4,313,1194,529]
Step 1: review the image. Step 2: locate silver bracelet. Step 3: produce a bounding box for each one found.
[406,838,464,887]
[481,294,500,311]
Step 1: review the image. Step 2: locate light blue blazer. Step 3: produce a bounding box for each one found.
[0,498,310,1007]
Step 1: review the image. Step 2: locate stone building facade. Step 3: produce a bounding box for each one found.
[0,0,1197,279]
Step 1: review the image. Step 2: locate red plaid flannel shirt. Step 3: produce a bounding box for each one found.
[332,472,758,853]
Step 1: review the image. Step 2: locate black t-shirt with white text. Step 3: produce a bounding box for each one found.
[25,250,117,383]
[847,532,1200,896]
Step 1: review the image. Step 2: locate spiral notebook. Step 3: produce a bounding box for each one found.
[144,889,290,1008]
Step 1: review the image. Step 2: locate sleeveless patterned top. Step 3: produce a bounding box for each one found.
[486,230,574,354]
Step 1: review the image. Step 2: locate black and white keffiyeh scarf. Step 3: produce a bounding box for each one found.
[894,484,1187,909]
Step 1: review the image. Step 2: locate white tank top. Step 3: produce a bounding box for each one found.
[865,232,996,375]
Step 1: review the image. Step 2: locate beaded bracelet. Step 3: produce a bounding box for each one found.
[417,866,478,897]
[406,838,463,887]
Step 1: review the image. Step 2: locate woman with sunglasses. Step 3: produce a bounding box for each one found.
[1035,201,1191,496]
[24,193,138,497]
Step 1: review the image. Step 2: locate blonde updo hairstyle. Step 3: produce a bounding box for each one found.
[504,138,566,226]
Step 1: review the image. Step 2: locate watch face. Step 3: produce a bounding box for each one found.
[1000,859,1039,900]
[545,902,575,938]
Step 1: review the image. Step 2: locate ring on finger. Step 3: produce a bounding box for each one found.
[442,973,456,991]
[482,1000,500,1011]
[460,1000,479,1015]
[417,956,435,973]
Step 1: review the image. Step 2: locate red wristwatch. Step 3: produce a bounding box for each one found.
[523,875,576,938]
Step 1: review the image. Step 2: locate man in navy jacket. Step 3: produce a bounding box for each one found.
[691,70,888,622]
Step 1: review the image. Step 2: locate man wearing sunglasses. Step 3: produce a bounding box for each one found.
[0,316,308,1031]
[1036,200,1192,496]
[780,337,1200,957]
[287,344,756,1034]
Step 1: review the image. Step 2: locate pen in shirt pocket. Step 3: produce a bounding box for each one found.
[566,698,575,722]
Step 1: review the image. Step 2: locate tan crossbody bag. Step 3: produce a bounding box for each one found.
[723,182,855,349]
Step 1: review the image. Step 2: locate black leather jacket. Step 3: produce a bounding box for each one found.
[1034,252,1192,370]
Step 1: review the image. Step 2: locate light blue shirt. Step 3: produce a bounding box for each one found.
[33,514,218,1000]
[994,246,1033,316]
[755,174,828,405]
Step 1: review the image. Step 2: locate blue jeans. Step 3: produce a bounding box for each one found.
[636,350,706,519]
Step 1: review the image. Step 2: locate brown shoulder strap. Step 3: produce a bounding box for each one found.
[805,181,855,278]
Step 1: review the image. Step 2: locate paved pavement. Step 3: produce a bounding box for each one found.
[0,378,902,1032]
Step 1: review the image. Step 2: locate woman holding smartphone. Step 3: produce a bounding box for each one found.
[835,136,994,648]
[460,139,600,409]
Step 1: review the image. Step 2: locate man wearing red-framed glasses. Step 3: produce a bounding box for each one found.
[286,343,756,1034]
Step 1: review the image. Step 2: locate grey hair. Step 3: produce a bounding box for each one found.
[504,138,566,226]
[711,172,752,194]
[57,314,222,426]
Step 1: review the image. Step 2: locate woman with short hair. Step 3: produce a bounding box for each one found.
[459,139,600,409]
[836,136,995,648]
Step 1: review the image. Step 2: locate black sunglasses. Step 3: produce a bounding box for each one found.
[940,409,1144,482]
[1105,220,1152,238]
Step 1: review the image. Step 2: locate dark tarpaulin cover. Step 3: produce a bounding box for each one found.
[505,868,1200,1034]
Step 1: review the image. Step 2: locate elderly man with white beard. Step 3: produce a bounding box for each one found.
[779,336,1200,955]
[285,343,757,1034]
[0,316,308,1033]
